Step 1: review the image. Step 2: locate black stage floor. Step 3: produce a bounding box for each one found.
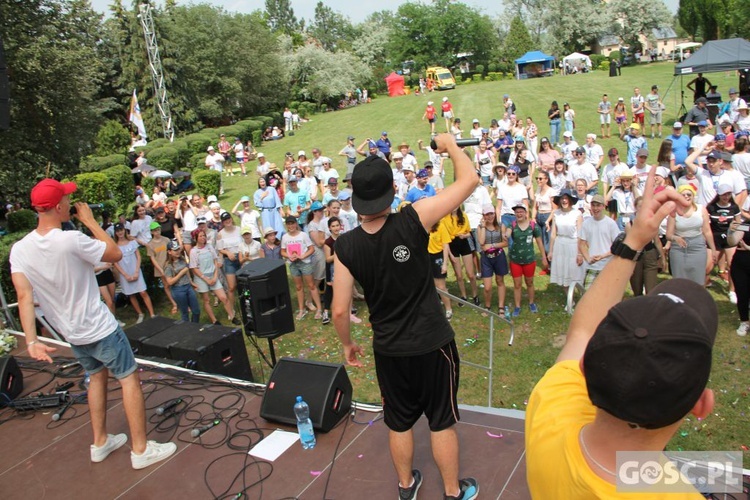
[1,335,530,499]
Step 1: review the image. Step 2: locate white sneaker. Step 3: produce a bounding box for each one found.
[737,322,749,337]
[91,433,127,463]
[729,291,738,304]
[136,313,145,324]
[117,320,126,328]
[131,441,177,470]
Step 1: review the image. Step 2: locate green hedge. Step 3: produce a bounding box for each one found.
[251,130,262,147]
[268,111,282,127]
[190,152,207,170]
[79,154,128,173]
[185,134,213,155]
[235,120,263,142]
[0,231,27,305]
[6,209,36,233]
[486,72,502,81]
[72,172,109,204]
[193,170,221,198]
[147,147,181,171]
[254,116,273,130]
[102,165,134,211]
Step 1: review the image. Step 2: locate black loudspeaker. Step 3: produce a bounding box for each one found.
[124,316,179,353]
[260,358,352,433]
[236,259,294,339]
[0,355,23,407]
[140,321,253,382]
[0,37,9,130]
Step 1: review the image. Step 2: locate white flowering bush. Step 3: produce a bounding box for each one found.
[0,322,17,356]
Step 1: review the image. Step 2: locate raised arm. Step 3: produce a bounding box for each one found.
[556,169,689,363]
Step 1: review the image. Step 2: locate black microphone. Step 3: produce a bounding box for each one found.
[51,397,73,422]
[430,138,480,150]
[70,203,104,215]
[191,419,220,438]
[155,398,182,416]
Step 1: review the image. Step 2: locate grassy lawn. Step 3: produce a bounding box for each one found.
[129,62,749,463]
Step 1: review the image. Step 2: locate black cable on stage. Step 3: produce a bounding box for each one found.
[320,411,352,500]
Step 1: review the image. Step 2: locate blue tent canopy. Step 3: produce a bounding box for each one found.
[514,51,556,80]
[514,51,555,64]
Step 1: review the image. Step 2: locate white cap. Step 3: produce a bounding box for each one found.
[206,195,218,203]
[655,166,670,179]
[298,150,306,157]
[207,146,215,151]
[586,133,597,140]
[472,118,480,124]
[257,152,265,158]
[427,101,433,106]
[563,131,573,138]
[392,152,403,159]
[442,97,448,102]
[402,165,415,172]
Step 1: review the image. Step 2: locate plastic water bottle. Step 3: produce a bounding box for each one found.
[293,396,316,449]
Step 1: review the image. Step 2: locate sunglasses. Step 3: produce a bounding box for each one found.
[507,172,517,176]
[535,177,545,180]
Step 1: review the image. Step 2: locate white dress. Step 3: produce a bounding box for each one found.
[550,209,585,287]
[117,240,147,295]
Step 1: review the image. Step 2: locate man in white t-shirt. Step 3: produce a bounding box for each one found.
[728,88,747,123]
[597,94,612,138]
[686,149,745,206]
[629,148,653,193]
[583,134,604,172]
[689,121,715,165]
[398,142,419,172]
[205,146,226,194]
[417,139,445,177]
[10,179,176,469]
[568,147,599,194]
[578,194,620,289]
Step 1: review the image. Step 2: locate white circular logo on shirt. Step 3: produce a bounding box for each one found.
[393,245,410,263]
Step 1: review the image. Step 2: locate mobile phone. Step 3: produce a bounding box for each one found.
[737,223,750,232]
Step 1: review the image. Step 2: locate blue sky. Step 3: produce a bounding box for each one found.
[89,0,679,24]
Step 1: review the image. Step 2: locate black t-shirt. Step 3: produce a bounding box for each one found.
[548,107,560,120]
[335,204,454,356]
[515,159,532,178]
[324,236,336,283]
[706,201,740,234]
[157,215,177,240]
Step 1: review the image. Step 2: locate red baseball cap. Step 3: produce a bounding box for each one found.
[30,179,77,209]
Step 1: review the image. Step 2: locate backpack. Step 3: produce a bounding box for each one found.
[511,219,535,231]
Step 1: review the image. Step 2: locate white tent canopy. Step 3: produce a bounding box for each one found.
[563,52,592,69]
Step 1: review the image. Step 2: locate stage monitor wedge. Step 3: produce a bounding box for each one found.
[0,355,23,407]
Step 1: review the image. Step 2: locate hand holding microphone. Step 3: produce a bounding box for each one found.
[429,134,480,151]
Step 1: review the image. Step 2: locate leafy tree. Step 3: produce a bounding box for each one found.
[677,0,701,39]
[265,0,299,35]
[309,2,354,52]
[608,0,672,48]
[541,0,610,54]
[0,0,109,200]
[503,16,534,62]
[285,43,371,105]
[95,120,132,156]
[504,0,548,46]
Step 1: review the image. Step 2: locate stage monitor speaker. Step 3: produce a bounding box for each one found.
[0,37,8,130]
[124,315,179,353]
[260,358,352,433]
[0,355,23,407]
[141,322,253,382]
[236,259,294,339]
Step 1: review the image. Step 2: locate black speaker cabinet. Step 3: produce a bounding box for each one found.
[0,355,23,407]
[236,259,294,339]
[260,358,352,433]
[141,322,253,382]
[124,316,179,353]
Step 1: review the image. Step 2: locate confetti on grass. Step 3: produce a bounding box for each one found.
[486,431,503,438]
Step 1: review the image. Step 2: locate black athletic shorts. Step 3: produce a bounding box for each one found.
[96,269,115,287]
[430,251,447,279]
[374,340,460,432]
[449,237,473,257]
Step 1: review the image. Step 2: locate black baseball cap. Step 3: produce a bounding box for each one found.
[220,212,232,221]
[351,156,394,215]
[583,279,717,429]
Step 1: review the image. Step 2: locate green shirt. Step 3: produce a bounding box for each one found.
[509,221,541,264]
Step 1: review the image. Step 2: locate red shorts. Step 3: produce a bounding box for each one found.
[634,113,645,125]
[510,261,536,278]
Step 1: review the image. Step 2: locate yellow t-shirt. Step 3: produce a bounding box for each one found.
[525,360,703,499]
[445,213,471,238]
[427,217,452,254]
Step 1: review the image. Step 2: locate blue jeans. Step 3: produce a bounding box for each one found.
[564,119,575,137]
[69,327,137,379]
[536,212,552,254]
[501,213,517,246]
[171,283,201,322]
[549,119,561,144]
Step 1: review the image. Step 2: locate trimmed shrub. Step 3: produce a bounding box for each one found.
[214,126,242,141]
[486,72,502,81]
[609,50,622,62]
[599,60,610,72]
[289,101,300,111]
[139,175,155,195]
[475,64,485,77]
[235,120,263,142]
[73,172,109,204]
[185,134,213,155]
[6,209,37,233]
[590,54,607,70]
[193,169,221,198]
[320,104,327,113]
[190,152,207,170]
[79,154,128,173]
[254,116,273,129]
[251,130,262,147]
[102,165,134,210]
[147,147,180,171]
[268,111,282,127]
[488,63,498,73]
[144,138,169,150]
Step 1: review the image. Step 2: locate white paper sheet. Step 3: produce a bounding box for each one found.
[249,429,299,461]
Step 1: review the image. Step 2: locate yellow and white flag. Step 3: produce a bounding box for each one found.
[129,89,147,139]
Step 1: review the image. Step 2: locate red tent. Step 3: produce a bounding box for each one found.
[384,72,405,97]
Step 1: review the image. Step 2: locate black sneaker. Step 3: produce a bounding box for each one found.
[321,311,331,325]
[231,316,241,325]
[458,296,467,307]
[398,469,422,500]
[472,296,480,306]
[444,478,478,500]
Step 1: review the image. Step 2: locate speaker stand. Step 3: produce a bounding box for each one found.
[268,339,277,367]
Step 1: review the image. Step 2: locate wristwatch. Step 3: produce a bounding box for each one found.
[610,232,643,261]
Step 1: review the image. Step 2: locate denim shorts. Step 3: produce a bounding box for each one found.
[289,259,313,277]
[69,326,137,380]
[223,257,240,275]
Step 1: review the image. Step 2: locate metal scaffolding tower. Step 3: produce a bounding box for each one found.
[138,2,174,142]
